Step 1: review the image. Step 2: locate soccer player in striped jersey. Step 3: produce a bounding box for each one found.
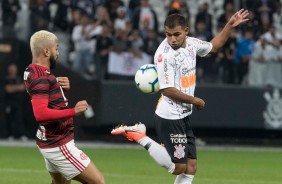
[24,30,105,184]
[112,10,249,184]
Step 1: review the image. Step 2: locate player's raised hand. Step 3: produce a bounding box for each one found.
[193,97,205,111]
[57,77,70,91]
[228,9,249,27]
[74,100,88,116]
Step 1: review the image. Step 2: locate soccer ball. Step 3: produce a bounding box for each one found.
[135,64,159,94]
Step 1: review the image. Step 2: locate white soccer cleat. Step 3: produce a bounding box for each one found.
[111,123,146,141]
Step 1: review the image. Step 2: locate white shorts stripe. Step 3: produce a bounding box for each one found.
[59,145,84,172]
[39,140,91,180]
[62,145,86,171]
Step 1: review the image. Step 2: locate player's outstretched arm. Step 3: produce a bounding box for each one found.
[210,9,249,53]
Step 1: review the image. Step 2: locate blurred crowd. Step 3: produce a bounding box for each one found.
[0,0,282,88]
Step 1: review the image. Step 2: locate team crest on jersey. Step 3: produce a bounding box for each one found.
[164,46,170,53]
[174,144,186,159]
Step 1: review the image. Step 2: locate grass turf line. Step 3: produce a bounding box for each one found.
[0,146,282,184]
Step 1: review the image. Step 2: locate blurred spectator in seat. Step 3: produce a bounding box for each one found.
[194,21,213,42]
[241,0,257,10]
[1,0,21,38]
[29,0,51,34]
[235,29,255,84]
[71,10,102,77]
[112,29,130,54]
[96,24,113,79]
[220,29,237,84]
[131,0,159,34]
[139,16,152,39]
[167,0,190,20]
[104,0,125,22]
[195,2,213,36]
[108,29,131,80]
[240,10,260,40]
[95,6,113,28]
[52,0,72,31]
[261,25,282,45]
[142,30,160,62]
[258,14,272,36]
[194,21,218,83]
[254,0,276,25]
[69,8,82,33]
[114,6,129,31]
[248,38,273,87]
[265,39,282,88]
[217,1,235,28]
[4,63,27,141]
[71,0,97,18]
[128,29,144,53]
[128,0,140,19]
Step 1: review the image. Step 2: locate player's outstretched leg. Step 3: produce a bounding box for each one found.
[111,123,175,173]
[111,123,146,141]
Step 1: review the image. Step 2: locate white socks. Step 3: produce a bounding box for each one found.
[137,136,175,173]
[174,174,194,184]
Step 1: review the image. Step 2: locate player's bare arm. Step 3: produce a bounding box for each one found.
[74,100,88,116]
[210,9,249,53]
[57,77,70,91]
[162,87,205,110]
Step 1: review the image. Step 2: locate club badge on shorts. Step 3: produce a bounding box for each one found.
[80,152,88,160]
[174,144,186,159]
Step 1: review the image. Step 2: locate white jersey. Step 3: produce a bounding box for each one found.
[154,37,212,120]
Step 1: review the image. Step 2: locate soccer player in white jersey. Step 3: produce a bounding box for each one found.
[112,10,249,184]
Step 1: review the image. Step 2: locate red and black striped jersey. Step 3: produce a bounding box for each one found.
[24,64,74,148]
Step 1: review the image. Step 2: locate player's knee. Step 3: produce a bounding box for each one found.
[172,164,187,175]
[188,165,197,174]
[187,161,197,175]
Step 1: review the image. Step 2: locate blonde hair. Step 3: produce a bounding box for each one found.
[30,30,58,56]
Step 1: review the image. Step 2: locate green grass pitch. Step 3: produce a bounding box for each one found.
[0,146,282,184]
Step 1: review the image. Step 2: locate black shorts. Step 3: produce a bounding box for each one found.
[154,114,197,163]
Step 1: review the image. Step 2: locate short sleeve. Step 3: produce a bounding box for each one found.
[191,38,213,57]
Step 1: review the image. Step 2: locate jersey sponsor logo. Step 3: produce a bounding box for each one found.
[158,54,163,63]
[181,72,196,88]
[164,58,170,84]
[36,126,47,141]
[23,71,30,81]
[164,59,168,72]
[181,67,195,75]
[174,144,186,159]
[181,68,189,75]
[170,134,187,143]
